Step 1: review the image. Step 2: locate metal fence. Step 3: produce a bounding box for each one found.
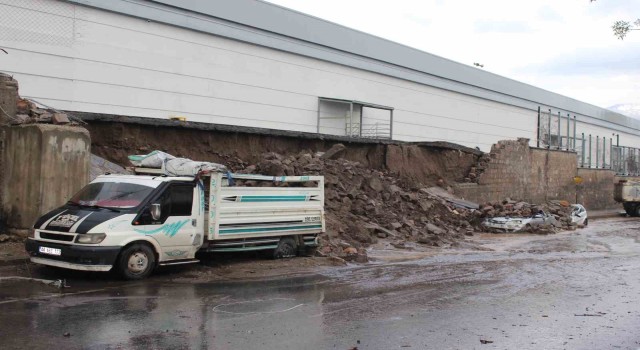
[576,134,616,169]
[574,135,640,175]
[611,146,640,176]
[536,107,639,174]
[537,107,577,151]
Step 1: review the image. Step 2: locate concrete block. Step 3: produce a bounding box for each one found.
[2,124,90,229]
[10,114,29,125]
[37,113,52,123]
[52,113,70,125]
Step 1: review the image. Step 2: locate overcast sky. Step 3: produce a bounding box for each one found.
[265,0,640,114]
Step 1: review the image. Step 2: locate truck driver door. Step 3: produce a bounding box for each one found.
[137,183,198,260]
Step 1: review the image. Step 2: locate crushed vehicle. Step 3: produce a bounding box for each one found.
[482,210,555,233]
[26,152,324,279]
[570,204,588,226]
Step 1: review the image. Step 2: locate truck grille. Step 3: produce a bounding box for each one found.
[40,232,74,242]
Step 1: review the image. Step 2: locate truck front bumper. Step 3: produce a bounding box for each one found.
[25,239,120,272]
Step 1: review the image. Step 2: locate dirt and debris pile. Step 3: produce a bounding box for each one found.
[10,98,80,126]
[477,199,582,233]
[235,144,477,261]
[1,73,80,126]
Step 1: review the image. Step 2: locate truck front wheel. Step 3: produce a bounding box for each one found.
[118,243,156,280]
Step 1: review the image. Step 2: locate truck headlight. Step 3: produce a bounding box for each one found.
[28,228,35,239]
[75,233,106,244]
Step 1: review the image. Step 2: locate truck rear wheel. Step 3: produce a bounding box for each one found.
[118,243,156,280]
[273,237,297,259]
[624,203,636,216]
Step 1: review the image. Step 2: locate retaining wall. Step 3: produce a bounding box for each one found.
[1,124,91,229]
[85,116,620,211]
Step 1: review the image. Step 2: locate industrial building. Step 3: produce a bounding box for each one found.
[1,0,638,168]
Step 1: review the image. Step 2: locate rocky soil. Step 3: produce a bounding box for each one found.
[232,144,478,262]
[223,144,586,261]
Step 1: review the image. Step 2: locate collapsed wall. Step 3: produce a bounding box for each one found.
[455,138,618,210]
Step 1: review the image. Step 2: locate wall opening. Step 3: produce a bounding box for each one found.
[317,97,393,139]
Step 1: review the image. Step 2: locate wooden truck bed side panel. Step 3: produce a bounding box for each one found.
[206,174,325,241]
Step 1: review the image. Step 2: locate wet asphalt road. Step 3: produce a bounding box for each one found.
[2,217,640,349]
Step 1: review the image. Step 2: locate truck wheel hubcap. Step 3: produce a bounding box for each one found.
[128,252,148,273]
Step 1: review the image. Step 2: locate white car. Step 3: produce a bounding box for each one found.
[483,211,555,233]
[570,204,588,226]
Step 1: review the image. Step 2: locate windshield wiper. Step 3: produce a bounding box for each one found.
[69,201,120,212]
[103,188,150,202]
[87,205,120,213]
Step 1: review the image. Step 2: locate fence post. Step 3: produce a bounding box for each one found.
[604,138,607,168]
[596,136,599,168]
[557,111,562,149]
[589,134,591,168]
[624,147,627,175]
[566,113,570,151]
[581,133,585,167]
[537,106,541,148]
[573,116,577,151]
[610,138,613,170]
[548,109,552,149]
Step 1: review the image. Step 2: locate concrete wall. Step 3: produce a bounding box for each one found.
[577,169,618,210]
[2,124,90,229]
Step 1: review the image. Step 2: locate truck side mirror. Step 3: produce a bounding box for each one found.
[150,203,161,221]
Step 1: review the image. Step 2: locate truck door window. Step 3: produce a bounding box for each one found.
[168,184,194,217]
[137,184,194,225]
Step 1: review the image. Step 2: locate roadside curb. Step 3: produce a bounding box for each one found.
[590,211,626,220]
[0,257,30,267]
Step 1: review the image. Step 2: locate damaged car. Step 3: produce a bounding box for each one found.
[570,204,588,226]
[482,210,555,233]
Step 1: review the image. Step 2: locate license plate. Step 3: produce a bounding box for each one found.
[39,246,61,256]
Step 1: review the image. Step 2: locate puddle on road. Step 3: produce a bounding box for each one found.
[0,278,61,302]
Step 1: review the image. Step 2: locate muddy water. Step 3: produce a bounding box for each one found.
[1,217,640,349]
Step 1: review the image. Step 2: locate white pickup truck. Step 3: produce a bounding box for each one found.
[25,168,324,279]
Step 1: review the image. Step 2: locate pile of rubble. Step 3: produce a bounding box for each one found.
[10,98,76,126]
[237,144,477,261]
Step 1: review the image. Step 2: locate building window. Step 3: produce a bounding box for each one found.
[317,97,393,139]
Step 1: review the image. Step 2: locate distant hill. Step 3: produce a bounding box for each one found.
[608,104,640,119]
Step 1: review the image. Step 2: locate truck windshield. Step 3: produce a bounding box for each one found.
[69,182,155,209]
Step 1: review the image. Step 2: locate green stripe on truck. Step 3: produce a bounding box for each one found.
[239,195,307,202]
[219,224,322,234]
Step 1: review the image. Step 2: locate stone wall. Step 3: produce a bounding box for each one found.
[2,125,91,229]
[576,169,618,210]
[455,138,619,210]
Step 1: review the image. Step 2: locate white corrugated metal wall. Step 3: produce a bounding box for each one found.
[0,0,638,153]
